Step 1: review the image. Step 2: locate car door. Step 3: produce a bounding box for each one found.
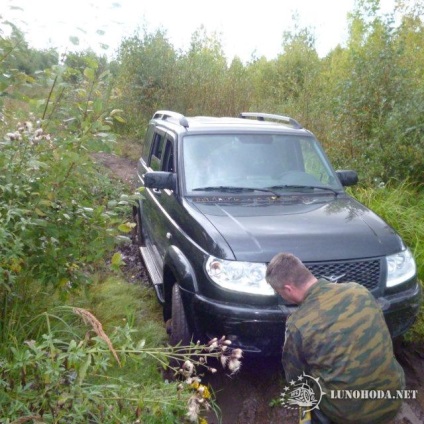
[153,133,178,261]
[142,130,178,272]
[140,128,167,268]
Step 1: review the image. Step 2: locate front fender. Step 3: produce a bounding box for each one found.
[162,246,199,323]
[164,246,198,293]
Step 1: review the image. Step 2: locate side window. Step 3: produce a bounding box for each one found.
[150,132,165,170]
[141,125,155,163]
[300,139,331,184]
[162,139,175,172]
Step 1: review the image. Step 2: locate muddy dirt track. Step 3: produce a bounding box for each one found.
[92,152,424,424]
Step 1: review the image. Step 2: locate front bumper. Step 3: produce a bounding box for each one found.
[192,293,285,355]
[379,283,422,338]
[188,282,422,356]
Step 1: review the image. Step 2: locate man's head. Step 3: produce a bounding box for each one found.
[266,253,317,304]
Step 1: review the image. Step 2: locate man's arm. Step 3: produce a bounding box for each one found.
[282,322,306,382]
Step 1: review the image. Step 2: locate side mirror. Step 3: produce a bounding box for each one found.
[336,170,358,187]
[144,171,176,191]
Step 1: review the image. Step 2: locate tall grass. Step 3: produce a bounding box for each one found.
[351,181,424,341]
[351,181,424,279]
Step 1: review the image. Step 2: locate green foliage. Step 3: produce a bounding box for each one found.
[0,121,133,335]
[0,27,135,348]
[0,306,226,423]
[249,22,322,131]
[322,0,424,184]
[351,181,424,341]
[115,28,177,136]
[1,3,424,419]
[0,27,234,423]
[110,1,424,186]
[0,24,58,75]
[63,50,109,84]
[174,26,229,115]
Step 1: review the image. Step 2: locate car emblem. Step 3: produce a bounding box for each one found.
[323,274,346,283]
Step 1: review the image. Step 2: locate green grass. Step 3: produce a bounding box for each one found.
[77,275,165,336]
[73,275,179,402]
[351,181,424,342]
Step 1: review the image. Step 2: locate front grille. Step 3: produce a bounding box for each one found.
[306,259,382,291]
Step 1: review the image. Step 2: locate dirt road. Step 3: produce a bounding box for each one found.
[92,151,424,424]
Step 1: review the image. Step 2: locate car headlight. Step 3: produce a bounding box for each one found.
[205,256,275,295]
[386,248,416,288]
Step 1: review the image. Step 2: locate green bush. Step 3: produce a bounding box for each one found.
[351,181,424,341]
[0,306,234,423]
[0,37,239,423]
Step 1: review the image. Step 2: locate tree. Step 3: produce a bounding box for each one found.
[175,26,228,115]
[115,28,177,134]
[1,25,58,75]
[328,0,424,183]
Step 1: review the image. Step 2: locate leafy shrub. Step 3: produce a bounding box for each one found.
[351,181,424,341]
[0,307,241,423]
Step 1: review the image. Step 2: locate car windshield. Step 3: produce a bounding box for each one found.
[182,133,343,194]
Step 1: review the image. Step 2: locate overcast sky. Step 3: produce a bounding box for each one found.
[1,0,396,61]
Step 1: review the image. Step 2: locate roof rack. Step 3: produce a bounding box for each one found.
[152,110,189,128]
[239,112,302,129]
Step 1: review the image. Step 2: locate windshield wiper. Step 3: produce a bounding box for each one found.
[192,186,281,197]
[268,184,339,196]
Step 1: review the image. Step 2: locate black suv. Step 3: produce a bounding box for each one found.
[134,110,421,355]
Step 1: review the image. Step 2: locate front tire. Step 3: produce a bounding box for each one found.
[170,283,191,346]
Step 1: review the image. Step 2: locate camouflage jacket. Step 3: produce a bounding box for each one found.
[282,279,405,424]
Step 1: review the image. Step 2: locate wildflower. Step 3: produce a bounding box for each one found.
[228,358,242,374]
[24,340,36,349]
[231,348,243,359]
[186,376,201,385]
[186,396,200,422]
[183,360,194,377]
[220,354,228,368]
[24,121,33,132]
[207,337,218,351]
[7,131,21,141]
[197,383,211,400]
[190,380,199,389]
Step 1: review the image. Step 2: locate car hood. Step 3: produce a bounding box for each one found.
[189,195,403,262]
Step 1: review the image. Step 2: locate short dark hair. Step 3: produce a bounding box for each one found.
[266,253,314,291]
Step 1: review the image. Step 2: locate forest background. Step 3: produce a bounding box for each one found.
[1,0,423,422]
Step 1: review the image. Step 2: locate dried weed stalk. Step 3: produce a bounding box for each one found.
[72,307,121,366]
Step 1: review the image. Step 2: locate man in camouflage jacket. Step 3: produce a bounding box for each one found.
[266,252,405,424]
